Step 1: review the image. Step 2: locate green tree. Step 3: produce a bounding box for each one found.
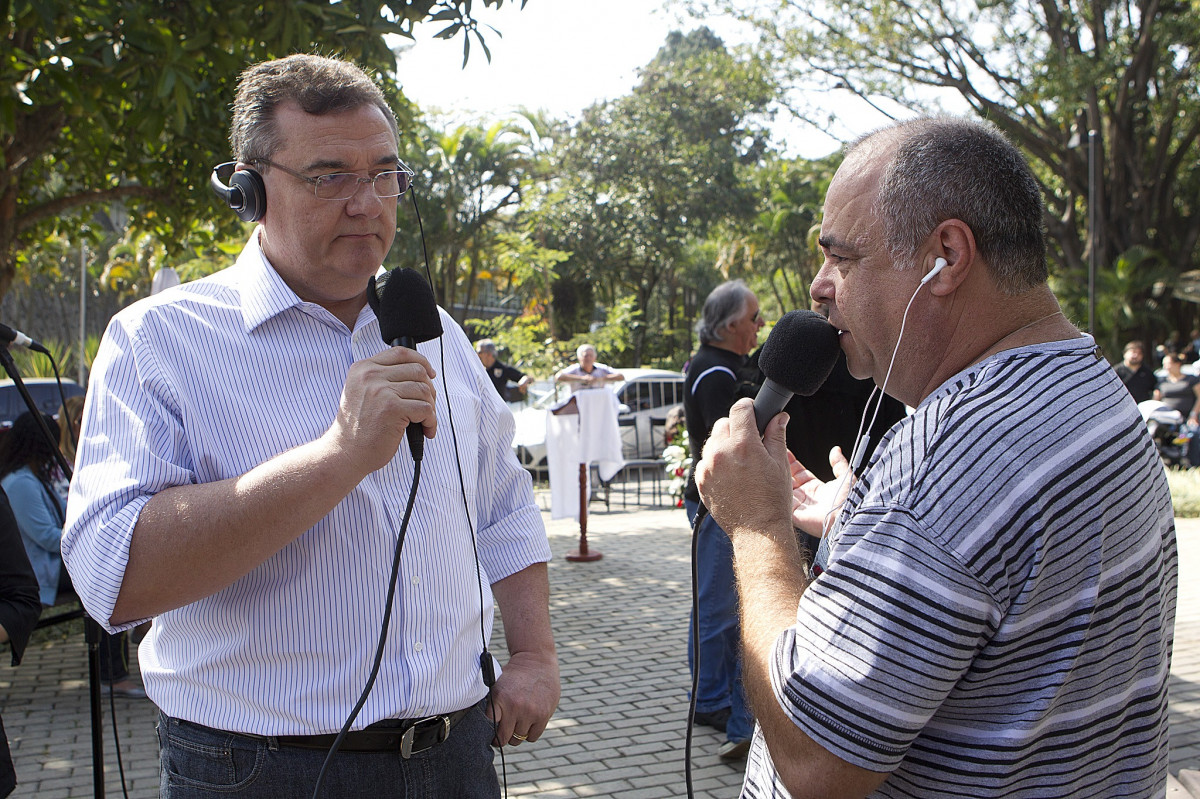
[1,0,525,300]
[712,154,839,316]
[694,0,1200,347]
[392,116,540,320]
[534,27,774,365]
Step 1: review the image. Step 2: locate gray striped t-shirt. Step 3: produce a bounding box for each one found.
[746,336,1177,798]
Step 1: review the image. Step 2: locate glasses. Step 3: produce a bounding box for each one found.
[253,158,415,200]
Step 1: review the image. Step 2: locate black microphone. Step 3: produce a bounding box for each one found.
[0,323,50,355]
[366,268,444,461]
[753,310,842,435]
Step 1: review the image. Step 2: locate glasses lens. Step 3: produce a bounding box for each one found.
[373,171,411,198]
[313,173,358,200]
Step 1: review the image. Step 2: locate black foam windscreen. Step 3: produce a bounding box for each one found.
[759,310,842,397]
[367,268,444,346]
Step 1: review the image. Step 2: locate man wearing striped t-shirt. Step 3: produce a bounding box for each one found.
[696,116,1176,798]
[62,55,557,798]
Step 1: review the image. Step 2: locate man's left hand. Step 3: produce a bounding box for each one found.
[487,563,559,747]
[486,650,560,746]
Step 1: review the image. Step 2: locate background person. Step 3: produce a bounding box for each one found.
[682,279,765,760]
[1154,351,1200,421]
[0,412,144,697]
[62,53,557,799]
[0,484,42,798]
[1116,339,1157,403]
[697,116,1175,797]
[555,344,624,392]
[49,394,85,506]
[475,338,533,400]
[1154,350,1200,466]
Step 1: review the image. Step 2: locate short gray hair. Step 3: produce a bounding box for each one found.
[476,339,497,356]
[230,53,399,163]
[695,281,754,345]
[850,116,1047,294]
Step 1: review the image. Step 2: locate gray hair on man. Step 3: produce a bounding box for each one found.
[695,280,756,346]
[230,53,399,164]
[476,339,497,356]
[851,115,1047,295]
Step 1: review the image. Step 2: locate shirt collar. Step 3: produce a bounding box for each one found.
[235,228,308,333]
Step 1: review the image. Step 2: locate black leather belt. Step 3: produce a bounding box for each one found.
[275,707,472,758]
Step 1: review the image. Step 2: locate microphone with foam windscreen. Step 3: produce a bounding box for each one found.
[753,310,842,435]
[366,268,444,461]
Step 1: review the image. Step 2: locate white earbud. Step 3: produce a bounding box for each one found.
[921,257,948,285]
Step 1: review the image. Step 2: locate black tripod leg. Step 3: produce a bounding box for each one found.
[85,616,106,798]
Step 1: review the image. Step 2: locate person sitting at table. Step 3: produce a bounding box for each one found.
[555,344,623,392]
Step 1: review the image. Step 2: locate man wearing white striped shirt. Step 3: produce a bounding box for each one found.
[696,116,1176,797]
[62,54,558,798]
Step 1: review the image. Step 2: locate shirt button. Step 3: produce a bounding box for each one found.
[411,575,420,586]
[414,641,424,652]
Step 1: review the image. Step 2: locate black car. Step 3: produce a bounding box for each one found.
[0,378,86,430]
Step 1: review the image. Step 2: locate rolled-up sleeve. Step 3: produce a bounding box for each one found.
[445,321,550,582]
[62,314,193,631]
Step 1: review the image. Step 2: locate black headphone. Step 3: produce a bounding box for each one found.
[210,162,267,222]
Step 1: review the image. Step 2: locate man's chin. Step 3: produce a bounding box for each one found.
[841,337,873,381]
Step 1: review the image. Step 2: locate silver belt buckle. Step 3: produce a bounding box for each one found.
[400,715,451,759]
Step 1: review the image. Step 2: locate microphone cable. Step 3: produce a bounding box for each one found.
[311,458,423,798]
[315,182,518,798]
[408,188,511,793]
[822,277,926,548]
[684,502,708,799]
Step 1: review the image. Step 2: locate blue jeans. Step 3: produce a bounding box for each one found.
[157,701,499,798]
[685,499,754,744]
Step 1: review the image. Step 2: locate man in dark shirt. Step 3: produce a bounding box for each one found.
[682,279,765,760]
[476,339,532,400]
[1116,340,1157,403]
[0,485,42,797]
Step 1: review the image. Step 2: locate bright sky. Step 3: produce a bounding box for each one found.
[392,0,853,159]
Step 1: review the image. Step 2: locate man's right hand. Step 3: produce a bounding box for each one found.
[329,347,438,475]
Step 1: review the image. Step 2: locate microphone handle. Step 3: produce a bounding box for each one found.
[753,379,794,436]
[391,336,426,461]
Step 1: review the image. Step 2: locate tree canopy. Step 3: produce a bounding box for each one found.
[694,0,1200,353]
[1,0,523,298]
[532,27,775,363]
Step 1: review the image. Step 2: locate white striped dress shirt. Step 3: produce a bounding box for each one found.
[62,230,550,735]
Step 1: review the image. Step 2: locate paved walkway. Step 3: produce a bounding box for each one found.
[3,491,1198,798]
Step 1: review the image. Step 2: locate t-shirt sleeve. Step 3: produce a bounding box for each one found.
[770,508,1001,771]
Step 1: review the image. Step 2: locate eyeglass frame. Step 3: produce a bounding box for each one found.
[250,158,416,200]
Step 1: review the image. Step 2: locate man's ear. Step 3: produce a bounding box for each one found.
[925,220,976,296]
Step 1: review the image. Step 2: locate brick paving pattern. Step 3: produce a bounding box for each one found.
[2,490,1197,798]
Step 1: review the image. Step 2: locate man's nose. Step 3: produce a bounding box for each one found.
[811,261,836,306]
[345,181,384,215]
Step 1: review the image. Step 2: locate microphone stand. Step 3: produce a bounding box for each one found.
[0,347,106,798]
